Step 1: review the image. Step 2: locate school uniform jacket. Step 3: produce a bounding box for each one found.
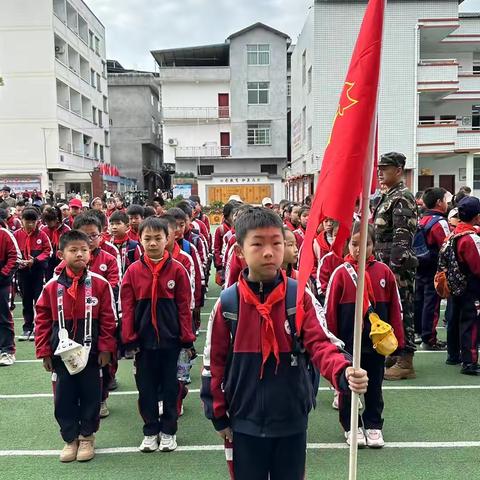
[316,251,343,297]
[293,226,305,249]
[35,269,117,358]
[324,259,405,354]
[454,226,480,296]
[7,216,22,233]
[184,227,207,271]
[201,272,351,436]
[213,222,231,270]
[418,209,450,274]
[0,227,20,287]
[224,246,246,288]
[41,223,70,262]
[172,241,197,310]
[120,255,195,351]
[112,238,142,274]
[14,228,52,268]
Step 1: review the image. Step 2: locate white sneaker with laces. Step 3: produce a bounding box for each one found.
[0,353,15,366]
[345,428,366,448]
[332,391,363,410]
[159,433,177,452]
[365,429,385,448]
[139,435,159,452]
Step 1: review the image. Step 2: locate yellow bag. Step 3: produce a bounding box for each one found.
[368,311,398,357]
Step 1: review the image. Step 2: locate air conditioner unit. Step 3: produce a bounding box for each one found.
[168,138,178,146]
[55,46,65,54]
[462,116,472,127]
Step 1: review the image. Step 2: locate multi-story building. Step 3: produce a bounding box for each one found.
[152,22,290,205]
[107,61,168,197]
[0,0,110,197]
[289,0,480,201]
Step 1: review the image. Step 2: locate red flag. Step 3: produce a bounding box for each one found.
[296,0,385,332]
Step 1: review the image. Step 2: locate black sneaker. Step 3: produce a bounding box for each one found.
[414,334,422,345]
[420,341,447,351]
[18,330,31,342]
[108,377,118,391]
[461,363,480,375]
[445,356,461,365]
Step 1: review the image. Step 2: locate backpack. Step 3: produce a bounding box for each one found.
[182,239,191,255]
[434,232,471,298]
[220,278,320,407]
[412,216,442,265]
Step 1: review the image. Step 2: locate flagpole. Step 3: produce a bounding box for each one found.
[348,111,377,480]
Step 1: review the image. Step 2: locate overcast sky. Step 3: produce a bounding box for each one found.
[87,0,480,71]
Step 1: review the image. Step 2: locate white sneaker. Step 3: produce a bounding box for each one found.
[158,401,163,416]
[159,433,177,452]
[345,428,367,448]
[179,404,184,417]
[139,435,159,452]
[0,353,15,366]
[365,429,385,448]
[332,391,363,410]
[99,401,110,418]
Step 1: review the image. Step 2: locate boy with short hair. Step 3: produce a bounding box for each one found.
[293,206,309,249]
[201,207,368,479]
[64,198,82,228]
[0,209,20,367]
[213,202,235,286]
[109,211,141,274]
[120,216,195,452]
[34,230,117,462]
[126,204,145,243]
[14,208,52,340]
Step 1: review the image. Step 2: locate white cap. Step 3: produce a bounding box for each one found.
[228,194,243,203]
[82,201,89,208]
[444,191,453,204]
[262,197,273,207]
[59,204,69,210]
[448,207,459,220]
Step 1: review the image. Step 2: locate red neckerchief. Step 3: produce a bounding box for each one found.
[172,241,181,259]
[344,254,376,316]
[143,252,170,342]
[454,223,477,235]
[127,228,139,242]
[284,220,295,231]
[51,224,64,248]
[23,228,36,259]
[65,266,85,337]
[237,272,286,379]
[114,235,128,245]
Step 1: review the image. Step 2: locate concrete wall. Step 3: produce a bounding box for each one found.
[419,154,467,192]
[229,26,288,160]
[108,74,162,189]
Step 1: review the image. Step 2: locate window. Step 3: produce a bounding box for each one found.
[247,44,270,65]
[261,164,278,175]
[287,79,291,97]
[440,115,456,124]
[419,115,435,125]
[104,131,109,147]
[151,116,156,134]
[307,67,312,94]
[474,156,480,189]
[247,82,269,104]
[102,61,107,78]
[302,50,306,85]
[92,106,97,124]
[151,94,154,106]
[307,126,312,151]
[89,31,94,50]
[302,107,306,139]
[198,165,214,176]
[93,142,98,159]
[247,122,271,145]
[96,73,101,92]
[94,36,100,55]
[99,145,104,161]
[90,69,96,88]
[103,95,108,113]
[98,110,103,127]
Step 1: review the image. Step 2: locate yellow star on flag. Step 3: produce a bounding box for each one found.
[327,81,359,145]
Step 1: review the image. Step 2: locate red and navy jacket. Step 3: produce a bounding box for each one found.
[454,224,480,295]
[418,209,450,272]
[325,258,405,354]
[316,251,343,298]
[34,269,117,358]
[192,218,211,251]
[293,226,305,249]
[195,212,212,248]
[0,227,20,287]
[284,219,296,232]
[14,227,52,269]
[213,222,231,270]
[224,244,246,288]
[184,227,207,271]
[201,271,351,436]
[172,241,198,309]
[127,228,140,243]
[56,248,120,300]
[41,223,70,258]
[120,255,195,351]
[100,237,120,262]
[7,215,22,233]
[112,237,141,275]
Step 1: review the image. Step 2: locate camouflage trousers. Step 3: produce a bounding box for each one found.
[396,270,417,354]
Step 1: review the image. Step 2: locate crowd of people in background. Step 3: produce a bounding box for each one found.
[0,151,479,479]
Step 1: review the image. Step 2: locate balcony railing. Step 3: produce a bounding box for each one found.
[162,106,230,121]
[175,145,231,158]
[417,120,480,152]
[417,59,458,92]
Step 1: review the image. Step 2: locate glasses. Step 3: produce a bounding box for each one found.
[86,233,100,240]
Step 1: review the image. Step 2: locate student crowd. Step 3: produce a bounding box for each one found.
[0,154,479,479]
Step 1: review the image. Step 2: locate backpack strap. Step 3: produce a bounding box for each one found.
[220,283,239,339]
[423,215,442,232]
[285,277,305,357]
[182,239,191,255]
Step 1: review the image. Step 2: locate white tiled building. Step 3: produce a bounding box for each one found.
[0,0,110,197]
[153,23,290,205]
[289,0,480,201]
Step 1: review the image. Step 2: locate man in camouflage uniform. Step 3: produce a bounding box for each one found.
[373,152,418,380]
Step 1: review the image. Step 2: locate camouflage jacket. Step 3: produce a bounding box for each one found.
[373,181,418,274]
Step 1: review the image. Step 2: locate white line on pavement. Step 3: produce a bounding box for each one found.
[3,385,480,400]
[2,441,480,456]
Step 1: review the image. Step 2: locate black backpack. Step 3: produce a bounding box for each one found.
[435,232,471,297]
[220,277,320,407]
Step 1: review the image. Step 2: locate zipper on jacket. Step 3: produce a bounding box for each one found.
[258,280,266,436]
